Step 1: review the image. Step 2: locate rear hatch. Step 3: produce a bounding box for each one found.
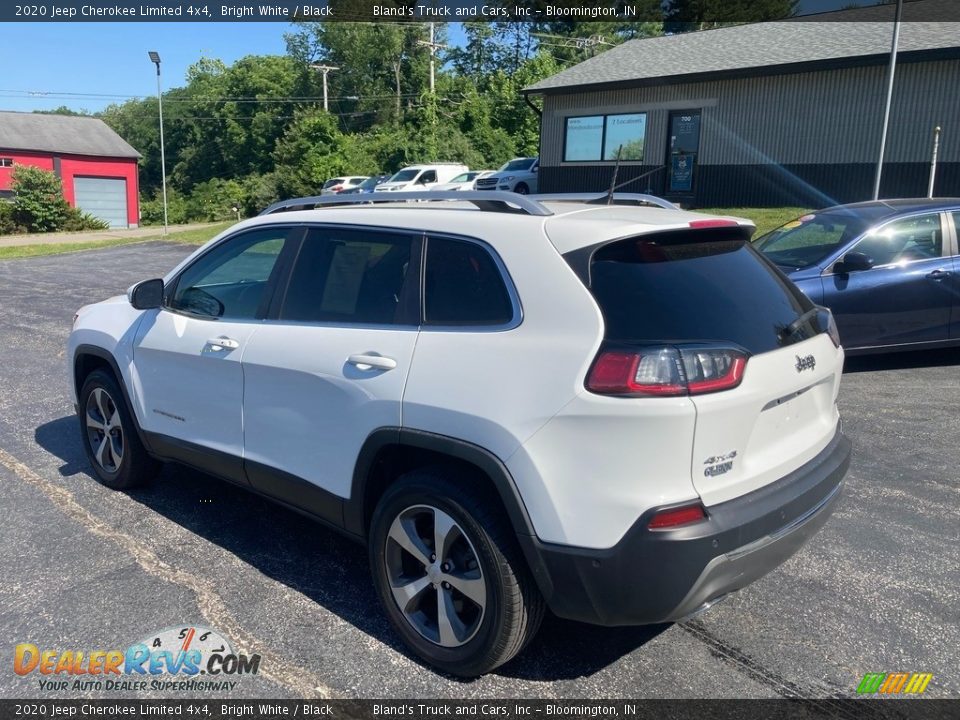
[574,227,843,506]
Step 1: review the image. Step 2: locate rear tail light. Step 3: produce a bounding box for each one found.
[648,502,708,530]
[819,307,841,348]
[587,346,747,397]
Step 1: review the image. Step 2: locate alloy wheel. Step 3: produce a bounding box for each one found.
[384,504,486,647]
[85,387,124,473]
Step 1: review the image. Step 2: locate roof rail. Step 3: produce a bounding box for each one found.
[258,191,553,217]
[531,193,679,210]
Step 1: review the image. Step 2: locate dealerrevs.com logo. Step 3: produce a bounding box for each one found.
[857,672,933,695]
[14,625,261,693]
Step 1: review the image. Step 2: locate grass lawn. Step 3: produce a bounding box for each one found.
[700,207,810,237]
[0,222,232,260]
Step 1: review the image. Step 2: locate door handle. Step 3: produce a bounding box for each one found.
[926,269,951,280]
[207,336,240,351]
[347,354,397,371]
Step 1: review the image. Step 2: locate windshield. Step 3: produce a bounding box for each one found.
[450,172,477,183]
[323,178,345,189]
[389,169,419,182]
[754,211,877,269]
[499,158,535,172]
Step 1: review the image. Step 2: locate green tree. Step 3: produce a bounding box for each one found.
[272,109,377,197]
[285,22,434,127]
[11,165,70,232]
[664,0,799,33]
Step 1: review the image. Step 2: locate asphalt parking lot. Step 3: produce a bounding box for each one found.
[0,242,957,701]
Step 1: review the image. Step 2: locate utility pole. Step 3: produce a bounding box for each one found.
[310,64,339,111]
[417,22,446,93]
[872,0,903,200]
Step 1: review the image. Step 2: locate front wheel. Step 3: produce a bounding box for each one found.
[369,468,544,676]
[514,183,529,195]
[79,369,159,489]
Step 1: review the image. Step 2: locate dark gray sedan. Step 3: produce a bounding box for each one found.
[754,199,960,354]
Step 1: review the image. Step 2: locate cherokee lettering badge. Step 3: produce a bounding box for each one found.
[796,354,816,372]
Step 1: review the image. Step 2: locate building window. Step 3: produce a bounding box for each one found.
[0,158,13,168]
[564,116,604,162]
[564,113,647,162]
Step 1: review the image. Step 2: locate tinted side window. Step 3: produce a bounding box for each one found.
[424,237,514,326]
[420,170,437,184]
[854,213,943,266]
[280,228,416,325]
[170,229,289,319]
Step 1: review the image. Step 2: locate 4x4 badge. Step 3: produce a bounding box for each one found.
[703,450,737,477]
[795,354,816,372]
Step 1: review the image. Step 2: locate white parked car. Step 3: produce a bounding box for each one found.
[475,157,539,194]
[374,164,469,192]
[320,176,368,195]
[428,171,495,192]
[69,192,850,677]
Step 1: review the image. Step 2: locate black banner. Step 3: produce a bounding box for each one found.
[0,700,959,720]
[4,0,960,23]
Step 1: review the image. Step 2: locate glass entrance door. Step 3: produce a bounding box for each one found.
[666,110,701,195]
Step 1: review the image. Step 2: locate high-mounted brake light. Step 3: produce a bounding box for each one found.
[587,346,747,397]
[648,502,707,530]
[688,218,740,229]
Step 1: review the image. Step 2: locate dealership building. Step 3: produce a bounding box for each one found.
[524,12,959,207]
[0,111,140,228]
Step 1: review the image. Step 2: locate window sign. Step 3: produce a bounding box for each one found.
[604,114,646,160]
[564,116,604,161]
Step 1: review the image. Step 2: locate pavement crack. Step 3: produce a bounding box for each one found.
[0,446,336,700]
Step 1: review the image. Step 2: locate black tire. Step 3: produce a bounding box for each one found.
[369,467,545,676]
[78,369,160,490]
[514,183,529,195]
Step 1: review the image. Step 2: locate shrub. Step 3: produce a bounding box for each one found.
[11,165,70,232]
[62,207,109,232]
[0,201,28,235]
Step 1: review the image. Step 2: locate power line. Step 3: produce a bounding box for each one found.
[0,91,422,103]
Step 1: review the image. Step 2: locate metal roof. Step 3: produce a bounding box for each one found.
[525,10,960,95]
[0,111,140,159]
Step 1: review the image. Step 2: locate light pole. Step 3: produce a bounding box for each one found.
[872,0,903,201]
[148,51,169,235]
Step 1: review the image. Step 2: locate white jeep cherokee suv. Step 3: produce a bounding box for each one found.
[69,192,851,677]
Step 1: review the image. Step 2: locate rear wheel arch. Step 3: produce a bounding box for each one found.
[348,429,540,544]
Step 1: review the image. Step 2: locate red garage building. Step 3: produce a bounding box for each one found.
[0,111,140,228]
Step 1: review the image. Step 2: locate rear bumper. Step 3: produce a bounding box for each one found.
[523,429,851,625]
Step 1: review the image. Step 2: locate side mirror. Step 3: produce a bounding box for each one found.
[835,251,874,274]
[532,166,539,174]
[128,278,164,310]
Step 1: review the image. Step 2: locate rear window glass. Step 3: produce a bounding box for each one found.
[586,236,818,354]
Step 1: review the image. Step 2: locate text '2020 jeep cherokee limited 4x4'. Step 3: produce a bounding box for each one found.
[69,192,851,676]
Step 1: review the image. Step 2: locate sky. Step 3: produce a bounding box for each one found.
[0,2,890,115]
[1,23,297,113]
